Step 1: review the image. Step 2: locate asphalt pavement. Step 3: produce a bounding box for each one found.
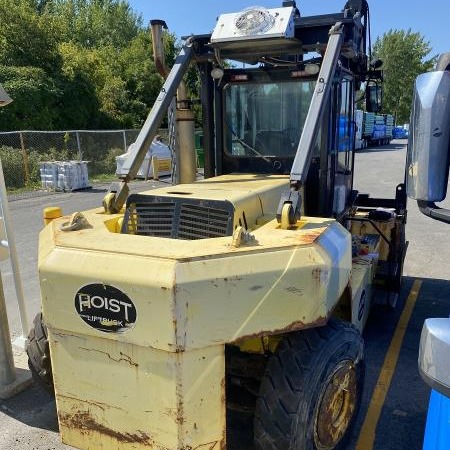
[0,139,449,450]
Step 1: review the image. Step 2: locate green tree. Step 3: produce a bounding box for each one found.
[0,0,184,131]
[43,0,142,49]
[0,0,62,72]
[372,29,436,124]
[0,66,62,129]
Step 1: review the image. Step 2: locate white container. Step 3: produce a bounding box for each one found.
[116,140,172,179]
[39,161,90,191]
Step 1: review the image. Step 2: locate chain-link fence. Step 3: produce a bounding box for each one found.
[0,129,169,198]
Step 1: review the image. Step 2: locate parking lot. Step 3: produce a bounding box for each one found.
[0,139,449,450]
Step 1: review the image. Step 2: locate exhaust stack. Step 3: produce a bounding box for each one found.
[150,20,169,78]
[150,20,196,184]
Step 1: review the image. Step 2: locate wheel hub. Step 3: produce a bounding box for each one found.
[314,361,357,449]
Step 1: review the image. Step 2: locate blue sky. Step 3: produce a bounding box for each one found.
[129,1,449,58]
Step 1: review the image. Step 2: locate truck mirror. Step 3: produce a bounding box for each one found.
[419,318,450,398]
[365,83,382,113]
[406,71,450,203]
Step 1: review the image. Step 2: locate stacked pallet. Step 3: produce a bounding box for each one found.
[372,114,386,140]
[385,114,394,138]
[40,161,90,191]
[362,112,375,138]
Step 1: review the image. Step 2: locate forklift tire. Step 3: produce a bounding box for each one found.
[25,313,54,394]
[254,319,364,450]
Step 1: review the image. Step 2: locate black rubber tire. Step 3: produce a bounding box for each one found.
[254,319,364,450]
[25,313,54,394]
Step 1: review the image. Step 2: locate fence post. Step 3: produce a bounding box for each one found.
[0,158,32,399]
[19,132,30,185]
[0,273,15,387]
[76,131,82,160]
[123,130,127,152]
[151,156,159,181]
[0,272,32,399]
[0,159,29,342]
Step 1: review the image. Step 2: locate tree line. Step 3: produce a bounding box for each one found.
[0,0,176,131]
[0,0,438,130]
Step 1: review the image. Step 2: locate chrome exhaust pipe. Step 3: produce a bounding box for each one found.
[150,20,196,184]
[150,20,169,78]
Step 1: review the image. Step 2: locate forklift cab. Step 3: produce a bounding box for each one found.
[210,66,356,218]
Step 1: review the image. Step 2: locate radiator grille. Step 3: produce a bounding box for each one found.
[178,204,231,239]
[126,202,175,237]
[122,194,233,240]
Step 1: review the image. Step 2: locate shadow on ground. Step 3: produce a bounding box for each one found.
[1,382,58,433]
[357,142,406,154]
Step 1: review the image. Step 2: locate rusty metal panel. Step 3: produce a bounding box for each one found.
[49,332,224,449]
[38,177,352,449]
[173,221,351,348]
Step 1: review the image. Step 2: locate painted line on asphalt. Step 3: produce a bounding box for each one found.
[355,279,423,450]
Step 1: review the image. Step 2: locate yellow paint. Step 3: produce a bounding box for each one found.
[236,336,282,354]
[43,206,62,225]
[102,215,123,233]
[38,174,355,450]
[355,279,422,450]
[158,158,171,172]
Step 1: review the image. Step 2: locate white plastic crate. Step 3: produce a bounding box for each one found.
[40,161,90,191]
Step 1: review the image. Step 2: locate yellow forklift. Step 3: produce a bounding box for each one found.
[26,1,407,449]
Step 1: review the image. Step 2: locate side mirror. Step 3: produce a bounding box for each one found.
[419,318,450,398]
[406,70,450,223]
[366,83,382,113]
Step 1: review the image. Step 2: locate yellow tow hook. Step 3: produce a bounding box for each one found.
[60,212,91,232]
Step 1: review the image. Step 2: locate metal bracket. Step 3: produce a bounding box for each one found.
[60,212,91,232]
[276,190,302,227]
[277,22,344,224]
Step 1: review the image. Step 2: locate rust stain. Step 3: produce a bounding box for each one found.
[234,316,328,343]
[174,353,185,429]
[59,394,123,412]
[220,377,226,409]
[188,441,220,449]
[78,347,138,368]
[315,363,357,447]
[180,442,219,450]
[284,227,326,245]
[59,411,154,445]
[163,407,185,425]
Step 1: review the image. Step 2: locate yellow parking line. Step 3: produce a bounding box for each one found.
[355,279,423,450]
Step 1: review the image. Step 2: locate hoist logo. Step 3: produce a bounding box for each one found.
[75,284,137,333]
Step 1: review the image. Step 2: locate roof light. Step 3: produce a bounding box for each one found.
[211,67,224,79]
[230,74,249,82]
[305,63,320,75]
[291,64,320,78]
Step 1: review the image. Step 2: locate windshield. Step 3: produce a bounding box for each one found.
[224,80,316,158]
